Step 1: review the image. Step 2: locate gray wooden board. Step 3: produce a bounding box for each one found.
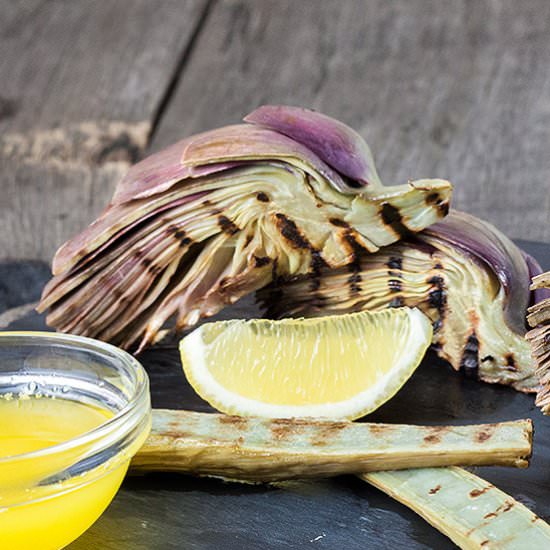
[1,239,548,549]
[2,0,550,261]
[0,0,209,260]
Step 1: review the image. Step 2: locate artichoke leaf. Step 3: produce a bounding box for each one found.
[39,106,451,351]
[261,211,537,392]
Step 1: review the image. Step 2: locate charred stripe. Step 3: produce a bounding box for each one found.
[274,213,328,273]
[329,217,350,228]
[460,331,479,379]
[380,203,413,238]
[388,279,402,293]
[388,296,405,308]
[275,213,311,249]
[426,192,450,217]
[428,274,447,317]
[504,353,518,372]
[218,215,240,235]
[348,271,362,295]
[253,255,271,268]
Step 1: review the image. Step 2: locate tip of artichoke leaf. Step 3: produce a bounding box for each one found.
[359,178,451,199]
[408,178,453,192]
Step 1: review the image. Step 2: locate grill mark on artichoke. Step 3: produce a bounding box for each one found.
[470,486,492,498]
[253,255,271,268]
[341,228,367,265]
[427,275,447,317]
[167,225,193,246]
[271,259,279,282]
[388,296,405,308]
[348,271,362,295]
[345,237,364,297]
[504,353,518,372]
[270,418,309,441]
[309,422,350,447]
[218,215,240,235]
[329,217,350,228]
[274,212,328,279]
[387,256,403,276]
[388,279,402,293]
[204,201,240,235]
[218,415,249,430]
[423,427,448,445]
[256,192,270,202]
[483,500,515,519]
[426,192,450,217]
[460,331,480,379]
[428,485,442,495]
[476,427,495,443]
[380,203,413,238]
[275,213,312,249]
[310,250,328,273]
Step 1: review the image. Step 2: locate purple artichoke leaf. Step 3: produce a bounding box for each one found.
[424,211,530,334]
[245,105,382,190]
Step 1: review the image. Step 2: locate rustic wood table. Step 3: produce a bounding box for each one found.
[1,1,550,548]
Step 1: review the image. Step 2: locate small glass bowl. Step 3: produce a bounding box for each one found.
[0,331,152,550]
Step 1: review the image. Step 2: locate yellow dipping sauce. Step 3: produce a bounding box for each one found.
[0,397,128,550]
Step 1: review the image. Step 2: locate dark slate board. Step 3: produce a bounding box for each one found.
[2,240,549,550]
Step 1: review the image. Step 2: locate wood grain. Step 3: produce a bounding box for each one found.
[0,0,209,260]
[152,0,550,242]
[1,0,548,260]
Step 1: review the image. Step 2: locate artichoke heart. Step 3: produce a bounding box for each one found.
[527,271,550,412]
[38,106,451,351]
[261,211,539,392]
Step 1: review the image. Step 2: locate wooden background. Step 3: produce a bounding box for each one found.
[1,0,549,262]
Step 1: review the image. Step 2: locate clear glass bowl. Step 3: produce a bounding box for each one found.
[0,331,152,550]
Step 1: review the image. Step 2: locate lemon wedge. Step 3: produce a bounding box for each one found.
[179,308,432,420]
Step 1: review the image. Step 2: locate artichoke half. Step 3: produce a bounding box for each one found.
[527,272,550,411]
[38,106,451,351]
[260,211,541,392]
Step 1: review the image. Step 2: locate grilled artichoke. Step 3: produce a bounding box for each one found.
[527,272,550,412]
[38,106,451,351]
[261,211,541,392]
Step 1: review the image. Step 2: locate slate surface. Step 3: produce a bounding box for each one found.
[1,240,548,549]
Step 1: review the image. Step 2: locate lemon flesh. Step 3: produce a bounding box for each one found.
[180,308,432,420]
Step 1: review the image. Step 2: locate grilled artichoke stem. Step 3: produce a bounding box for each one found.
[38,106,451,351]
[130,410,532,481]
[260,211,538,392]
[526,271,550,413]
[362,467,550,549]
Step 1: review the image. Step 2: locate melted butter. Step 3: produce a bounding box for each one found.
[0,396,128,550]
[0,396,112,457]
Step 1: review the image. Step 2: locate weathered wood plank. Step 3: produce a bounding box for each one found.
[0,0,209,260]
[152,0,550,242]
